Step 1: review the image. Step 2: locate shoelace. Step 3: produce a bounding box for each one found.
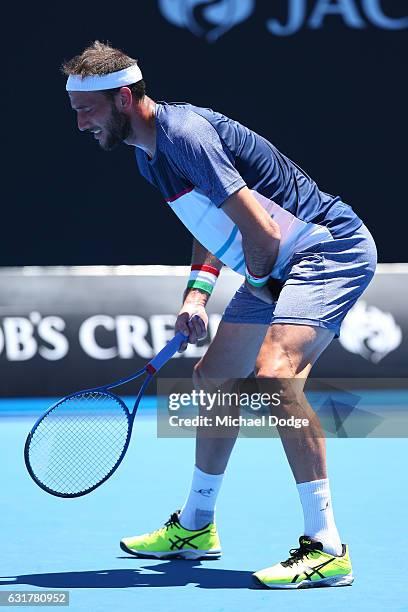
[164,512,181,530]
[281,543,315,568]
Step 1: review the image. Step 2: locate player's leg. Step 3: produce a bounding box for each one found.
[120,319,270,559]
[252,322,354,588]
[255,323,342,545]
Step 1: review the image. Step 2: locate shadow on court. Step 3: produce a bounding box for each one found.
[0,561,256,590]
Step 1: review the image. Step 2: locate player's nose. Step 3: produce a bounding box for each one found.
[77,113,89,132]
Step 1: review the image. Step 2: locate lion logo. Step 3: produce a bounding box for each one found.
[157,0,255,42]
[339,300,402,363]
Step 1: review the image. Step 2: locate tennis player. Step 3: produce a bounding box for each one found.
[64,42,377,588]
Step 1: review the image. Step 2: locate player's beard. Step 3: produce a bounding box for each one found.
[100,104,132,151]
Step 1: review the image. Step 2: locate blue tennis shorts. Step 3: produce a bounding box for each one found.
[222,224,377,338]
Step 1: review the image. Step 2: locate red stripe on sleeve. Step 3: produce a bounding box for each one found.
[165,186,194,203]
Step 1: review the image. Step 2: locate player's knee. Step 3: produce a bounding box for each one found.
[255,366,304,410]
[255,360,295,380]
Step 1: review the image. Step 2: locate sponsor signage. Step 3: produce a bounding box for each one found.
[157,0,408,41]
[0,266,406,397]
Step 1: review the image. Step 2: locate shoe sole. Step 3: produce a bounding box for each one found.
[253,573,354,589]
[120,540,221,560]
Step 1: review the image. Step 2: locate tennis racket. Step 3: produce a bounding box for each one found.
[24,331,187,498]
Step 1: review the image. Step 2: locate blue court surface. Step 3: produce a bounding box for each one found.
[1,395,407,612]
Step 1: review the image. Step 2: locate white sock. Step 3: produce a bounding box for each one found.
[297,478,343,556]
[179,466,224,530]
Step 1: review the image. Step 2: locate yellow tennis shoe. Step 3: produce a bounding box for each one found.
[120,511,221,559]
[253,536,354,589]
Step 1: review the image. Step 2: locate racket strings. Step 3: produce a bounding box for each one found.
[31,416,128,481]
[31,422,127,492]
[34,419,126,490]
[27,392,130,495]
[30,411,128,492]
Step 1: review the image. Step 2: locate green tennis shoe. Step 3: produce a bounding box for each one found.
[253,536,354,589]
[120,511,221,560]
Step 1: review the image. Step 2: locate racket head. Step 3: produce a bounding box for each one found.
[24,390,132,498]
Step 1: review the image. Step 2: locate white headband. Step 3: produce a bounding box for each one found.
[66,64,143,92]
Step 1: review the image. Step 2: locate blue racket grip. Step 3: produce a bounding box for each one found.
[147,331,188,373]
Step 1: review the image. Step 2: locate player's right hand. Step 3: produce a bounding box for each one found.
[175,305,208,352]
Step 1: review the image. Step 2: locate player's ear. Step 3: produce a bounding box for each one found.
[117,86,132,110]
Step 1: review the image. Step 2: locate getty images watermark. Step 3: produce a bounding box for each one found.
[156,378,408,439]
[167,389,309,430]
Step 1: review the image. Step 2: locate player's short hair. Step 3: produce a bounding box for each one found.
[61,41,146,101]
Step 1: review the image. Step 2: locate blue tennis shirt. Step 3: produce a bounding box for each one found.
[135,102,362,278]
